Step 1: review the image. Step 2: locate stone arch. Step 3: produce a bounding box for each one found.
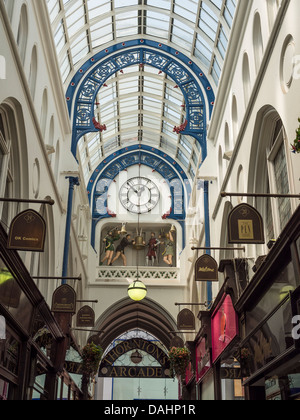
[92,297,181,352]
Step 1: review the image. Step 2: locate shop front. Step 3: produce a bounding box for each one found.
[210,291,244,401]
[0,223,82,400]
[195,320,214,401]
[237,206,300,400]
[187,289,244,401]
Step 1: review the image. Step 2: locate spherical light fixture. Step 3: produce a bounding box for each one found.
[128,280,147,302]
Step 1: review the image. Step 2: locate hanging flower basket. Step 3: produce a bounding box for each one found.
[168,346,191,379]
[291,118,300,154]
[81,342,103,378]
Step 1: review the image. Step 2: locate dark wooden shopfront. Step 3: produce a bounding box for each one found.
[0,223,82,400]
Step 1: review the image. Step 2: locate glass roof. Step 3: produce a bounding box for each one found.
[46,0,237,184]
[47,0,237,86]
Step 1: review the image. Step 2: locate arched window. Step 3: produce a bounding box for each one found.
[266,119,292,237]
[17,4,28,64]
[249,108,293,246]
[232,95,238,144]
[218,145,224,188]
[54,140,60,182]
[28,45,38,99]
[253,13,264,74]
[0,100,28,232]
[47,116,55,163]
[40,89,48,138]
[242,52,251,107]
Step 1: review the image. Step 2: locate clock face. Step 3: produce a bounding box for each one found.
[119,177,160,214]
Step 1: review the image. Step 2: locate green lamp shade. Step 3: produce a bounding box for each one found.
[0,269,13,286]
[128,280,147,302]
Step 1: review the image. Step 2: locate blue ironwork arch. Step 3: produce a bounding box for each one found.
[67,40,214,162]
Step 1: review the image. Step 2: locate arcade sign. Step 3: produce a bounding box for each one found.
[7,209,46,252]
[227,203,265,244]
[195,255,219,282]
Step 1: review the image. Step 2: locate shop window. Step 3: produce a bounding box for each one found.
[266,119,292,238]
[0,113,11,222]
[296,236,300,263]
[242,297,294,381]
[265,183,275,243]
[0,329,20,378]
[245,259,296,335]
[0,258,34,333]
[0,379,9,400]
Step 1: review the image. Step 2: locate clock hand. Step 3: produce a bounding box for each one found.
[137,186,146,197]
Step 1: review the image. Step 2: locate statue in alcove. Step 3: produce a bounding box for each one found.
[100,229,121,266]
[146,232,160,266]
[111,234,135,267]
[161,228,175,267]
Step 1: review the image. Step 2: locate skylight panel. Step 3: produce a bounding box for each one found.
[146,0,171,9]
[173,0,199,23]
[199,2,219,42]
[115,10,139,38]
[90,17,113,49]
[115,0,139,8]
[70,34,89,64]
[47,0,61,24]
[65,3,86,38]
[210,0,223,10]
[146,10,170,39]
[195,34,213,68]
[224,0,237,27]
[87,0,111,19]
[171,20,195,52]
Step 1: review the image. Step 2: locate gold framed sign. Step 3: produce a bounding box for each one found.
[7,209,46,252]
[228,203,265,244]
[195,255,219,282]
[76,305,95,328]
[51,285,76,314]
[177,309,195,331]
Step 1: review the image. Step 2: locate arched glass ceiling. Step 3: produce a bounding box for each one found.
[46,0,237,185]
[46,0,237,87]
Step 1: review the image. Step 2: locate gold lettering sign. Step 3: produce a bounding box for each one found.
[228,203,265,244]
[238,220,254,240]
[77,305,95,328]
[7,209,46,252]
[177,309,195,331]
[99,338,170,379]
[51,285,76,314]
[99,366,169,379]
[195,255,219,282]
